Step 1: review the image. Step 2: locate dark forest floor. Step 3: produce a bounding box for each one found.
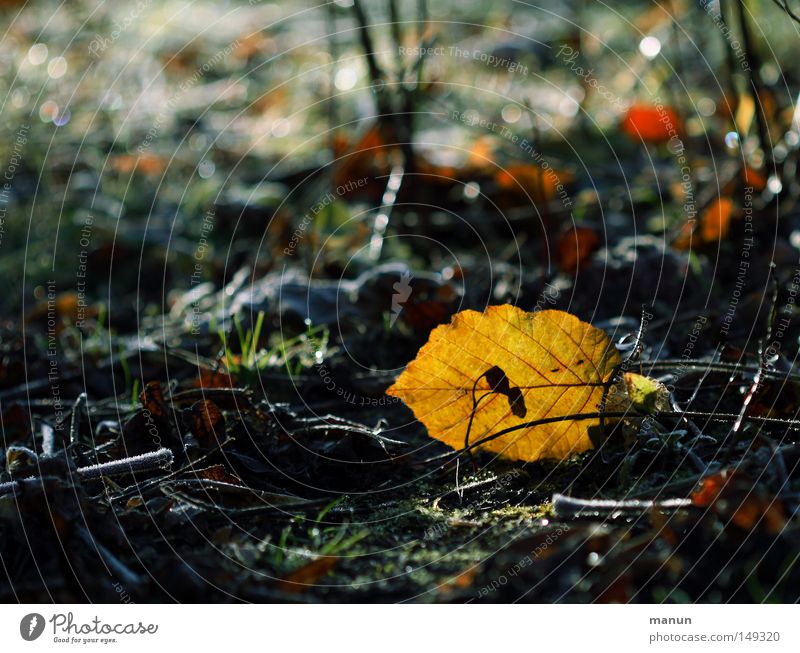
[2,0,800,602]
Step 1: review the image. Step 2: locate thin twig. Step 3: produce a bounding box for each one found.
[723,264,778,464]
[69,392,88,446]
[644,359,800,382]
[387,0,404,77]
[0,447,174,496]
[552,493,692,518]
[368,164,405,261]
[417,0,428,41]
[352,0,391,117]
[78,447,173,480]
[108,437,234,502]
[771,0,800,24]
[460,409,800,458]
[727,0,774,166]
[40,423,56,458]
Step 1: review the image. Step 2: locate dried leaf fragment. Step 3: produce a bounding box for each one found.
[556,225,601,274]
[277,556,338,594]
[183,400,225,447]
[622,373,671,414]
[692,470,786,535]
[387,306,620,461]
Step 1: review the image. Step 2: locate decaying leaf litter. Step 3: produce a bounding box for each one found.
[2,0,800,602]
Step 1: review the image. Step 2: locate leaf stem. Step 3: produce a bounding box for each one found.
[463,370,497,454]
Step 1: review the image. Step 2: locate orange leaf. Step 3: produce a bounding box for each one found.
[277,556,338,594]
[674,197,735,249]
[111,153,167,176]
[25,291,98,332]
[700,197,735,244]
[556,226,601,274]
[495,164,572,202]
[333,126,389,187]
[621,104,682,143]
[692,471,786,535]
[467,136,496,167]
[387,307,620,462]
[192,367,236,389]
[742,165,767,191]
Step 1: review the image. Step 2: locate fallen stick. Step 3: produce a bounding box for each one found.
[552,493,692,519]
[0,447,173,496]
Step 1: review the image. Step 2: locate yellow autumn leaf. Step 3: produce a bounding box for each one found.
[387,306,621,462]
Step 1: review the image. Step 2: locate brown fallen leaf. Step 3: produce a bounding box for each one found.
[191,367,236,389]
[556,225,601,274]
[692,470,786,535]
[277,556,338,594]
[674,196,735,249]
[185,399,225,447]
[140,381,168,419]
[333,126,390,187]
[194,464,244,486]
[387,306,620,461]
[742,165,767,191]
[495,164,573,202]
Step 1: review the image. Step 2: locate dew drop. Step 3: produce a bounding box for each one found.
[334,67,357,91]
[639,36,661,59]
[27,43,48,66]
[53,107,71,127]
[767,175,783,194]
[39,100,58,123]
[198,159,215,179]
[47,56,67,79]
[463,181,480,200]
[697,97,716,117]
[724,131,740,149]
[501,103,521,124]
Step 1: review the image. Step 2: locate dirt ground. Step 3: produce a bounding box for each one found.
[1,0,800,602]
